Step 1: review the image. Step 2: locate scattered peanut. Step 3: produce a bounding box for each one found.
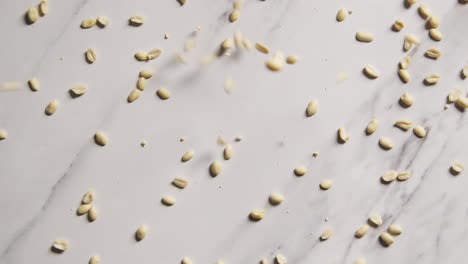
[355,224,370,238]
[395,120,413,131]
[424,73,441,85]
[77,204,92,215]
[255,42,270,54]
[447,88,463,103]
[69,84,87,96]
[265,51,284,71]
[397,171,411,181]
[181,150,195,162]
[173,177,188,189]
[379,137,394,150]
[368,215,383,227]
[306,99,318,117]
[28,78,40,91]
[381,170,398,183]
[400,92,414,107]
[429,29,442,41]
[127,89,141,103]
[0,130,8,140]
[135,225,148,241]
[451,162,465,174]
[88,206,98,222]
[399,56,411,69]
[85,48,97,63]
[210,160,222,176]
[336,8,347,22]
[320,228,333,240]
[27,7,39,23]
[392,19,405,31]
[147,49,162,60]
[161,196,176,206]
[96,16,109,27]
[129,15,145,26]
[456,97,468,108]
[136,77,146,91]
[427,15,440,28]
[82,190,95,204]
[45,99,58,115]
[363,64,380,79]
[39,0,48,16]
[94,131,108,146]
[275,254,287,264]
[223,144,233,160]
[398,69,411,83]
[380,232,394,246]
[51,240,68,253]
[388,224,403,235]
[269,192,285,205]
[293,166,307,176]
[250,209,266,220]
[418,4,431,19]
[89,256,100,264]
[413,125,427,138]
[366,119,379,135]
[156,88,171,100]
[81,18,97,28]
[356,32,374,42]
[139,69,154,79]
[319,179,333,190]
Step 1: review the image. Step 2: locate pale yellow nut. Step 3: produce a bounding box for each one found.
[337,127,349,143]
[233,30,243,47]
[275,254,287,264]
[27,7,39,23]
[88,206,98,222]
[336,8,347,22]
[156,88,171,100]
[129,15,145,25]
[181,257,192,264]
[269,192,284,205]
[0,129,8,140]
[397,171,411,181]
[392,19,405,31]
[355,32,374,42]
[265,51,284,72]
[221,38,233,51]
[28,78,40,91]
[427,15,440,28]
[177,0,187,5]
[399,56,411,69]
[293,166,307,176]
[45,99,58,115]
[255,42,270,54]
[398,69,411,83]
[77,204,92,215]
[51,240,68,253]
[96,16,109,27]
[388,224,403,235]
[413,125,427,138]
[354,224,370,238]
[286,55,299,64]
[135,225,148,241]
[418,4,431,19]
[381,170,398,183]
[380,232,394,246]
[395,120,413,131]
[429,29,442,41]
[312,152,319,157]
[368,215,383,227]
[69,84,87,97]
[224,77,234,94]
[136,77,146,91]
[406,0,417,4]
[135,51,148,61]
[161,196,176,206]
[379,137,394,150]
[425,48,442,60]
[455,97,468,108]
[363,64,380,79]
[462,65,468,79]
[242,38,252,50]
[209,160,222,176]
[89,255,100,264]
[172,177,188,189]
[181,150,195,162]
[140,69,154,79]
[403,34,420,51]
[127,89,141,103]
[354,258,367,264]
[451,162,465,175]
[147,49,162,60]
[223,144,233,160]
[81,18,97,28]
[366,119,379,135]
[82,190,95,204]
[305,99,318,117]
[400,92,414,107]
[320,228,333,241]
[319,179,333,190]
[249,209,265,221]
[424,73,441,85]
[85,48,97,63]
[94,131,108,146]
[39,0,48,16]
[447,88,463,103]
[260,258,268,264]
[229,9,240,22]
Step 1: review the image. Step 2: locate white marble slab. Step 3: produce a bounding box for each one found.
[1,0,468,263]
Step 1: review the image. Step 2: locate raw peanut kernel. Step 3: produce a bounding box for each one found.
[269,192,284,205]
[451,162,465,175]
[255,42,270,54]
[181,257,192,264]
[172,177,188,189]
[320,228,333,241]
[306,99,318,117]
[462,65,468,79]
[380,232,394,246]
[447,88,463,103]
[356,32,374,42]
[147,49,162,60]
[135,225,148,241]
[0,130,8,140]
[403,34,420,51]
[156,88,171,100]
[399,92,414,107]
[363,64,380,79]
[381,170,398,183]
[355,224,370,238]
[89,256,100,264]
[275,254,287,264]
[337,127,349,143]
[27,7,39,24]
[368,215,383,227]
[69,85,87,97]
[85,48,97,63]
[39,0,48,16]
[81,18,97,28]
[366,119,379,135]
[77,204,92,215]
[427,16,440,28]
[418,4,431,19]
[265,51,284,71]
[413,125,427,138]
[392,20,405,31]
[82,190,95,204]
[129,15,145,26]
[88,206,98,222]
[319,179,333,190]
[45,99,58,115]
[456,97,468,109]
[388,224,403,235]
[286,55,299,64]
[293,166,307,176]
[398,69,411,83]
[395,120,413,131]
[249,209,265,221]
[136,77,146,91]
[354,258,367,264]
[97,16,109,27]
[139,69,154,79]
[429,29,442,41]
[51,240,68,253]
[223,144,233,160]
[379,137,394,150]
[161,196,176,206]
[181,150,194,162]
[397,171,411,181]
[336,8,347,22]
[424,73,440,85]
[425,48,441,59]
[135,51,148,61]
[127,89,141,103]
[94,131,108,146]
[399,56,411,69]
[229,9,240,22]
[28,78,40,91]
[210,160,222,176]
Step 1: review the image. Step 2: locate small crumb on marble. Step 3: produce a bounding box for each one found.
[140,140,147,147]
[180,137,186,142]
[235,136,242,142]
[313,152,319,157]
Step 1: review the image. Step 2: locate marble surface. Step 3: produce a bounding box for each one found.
[1,0,468,263]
